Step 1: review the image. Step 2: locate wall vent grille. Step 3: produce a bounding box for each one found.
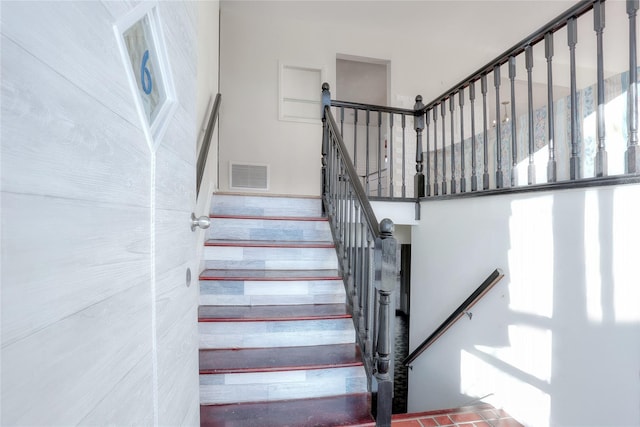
[230,163,269,190]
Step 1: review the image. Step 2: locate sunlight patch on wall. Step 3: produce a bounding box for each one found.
[475,324,552,383]
[582,93,628,177]
[612,186,640,323]
[583,190,605,323]
[508,195,554,318]
[461,349,550,427]
[514,145,550,186]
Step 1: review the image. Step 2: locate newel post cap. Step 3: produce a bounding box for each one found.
[380,218,394,237]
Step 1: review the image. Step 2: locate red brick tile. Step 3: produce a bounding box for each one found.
[474,422,492,427]
[434,415,454,425]
[417,417,439,427]
[392,420,422,427]
[458,423,476,427]
[450,412,483,423]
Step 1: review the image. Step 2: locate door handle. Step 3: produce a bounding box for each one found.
[191,213,211,231]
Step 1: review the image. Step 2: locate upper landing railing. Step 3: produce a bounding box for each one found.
[329,0,640,203]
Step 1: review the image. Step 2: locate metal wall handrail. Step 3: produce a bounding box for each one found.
[196,93,222,197]
[403,269,504,367]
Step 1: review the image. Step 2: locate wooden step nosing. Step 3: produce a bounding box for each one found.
[199,361,363,375]
[198,313,352,322]
[210,214,328,222]
[199,275,342,281]
[204,240,335,248]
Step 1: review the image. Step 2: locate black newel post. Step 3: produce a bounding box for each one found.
[321,83,331,215]
[375,218,396,427]
[414,96,426,199]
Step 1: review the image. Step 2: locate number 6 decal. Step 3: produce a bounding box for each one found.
[141,49,152,95]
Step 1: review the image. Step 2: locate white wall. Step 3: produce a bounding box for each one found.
[218,0,573,196]
[1,1,205,424]
[408,184,640,426]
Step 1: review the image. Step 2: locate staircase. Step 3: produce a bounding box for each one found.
[198,193,374,426]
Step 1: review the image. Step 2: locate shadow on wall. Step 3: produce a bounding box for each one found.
[409,184,640,426]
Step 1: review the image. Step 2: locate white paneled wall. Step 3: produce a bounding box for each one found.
[1,1,215,425]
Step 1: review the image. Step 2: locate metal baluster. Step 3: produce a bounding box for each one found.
[352,204,360,307]
[358,225,367,346]
[526,47,536,185]
[441,102,447,195]
[470,81,478,191]
[389,113,395,197]
[357,214,366,340]
[433,108,439,196]
[365,232,375,360]
[346,189,353,281]
[328,133,336,217]
[627,0,639,173]
[367,232,375,362]
[426,110,431,196]
[414,96,425,198]
[366,110,370,194]
[509,56,518,186]
[338,160,345,250]
[402,114,407,197]
[450,97,457,194]
[353,108,358,172]
[377,111,382,196]
[459,89,466,192]
[494,65,504,188]
[594,0,607,177]
[341,163,347,253]
[340,106,345,137]
[568,17,581,180]
[481,75,490,189]
[546,33,557,182]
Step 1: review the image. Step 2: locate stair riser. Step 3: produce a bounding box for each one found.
[199,319,355,349]
[208,218,332,242]
[199,366,367,405]
[203,247,338,270]
[212,195,322,218]
[200,280,346,306]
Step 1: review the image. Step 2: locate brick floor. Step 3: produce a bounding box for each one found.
[389,403,524,427]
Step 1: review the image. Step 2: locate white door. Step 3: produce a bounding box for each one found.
[1,1,200,425]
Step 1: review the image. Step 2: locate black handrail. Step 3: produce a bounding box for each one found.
[403,269,504,367]
[332,99,416,116]
[196,93,221,197]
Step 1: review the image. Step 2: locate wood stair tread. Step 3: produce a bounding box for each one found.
[211,214,328,222]
[199,269,341,281]
[199,344,362,374]
[200,393,373,427]
[205,239,334,248]
[198,304,351,322]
